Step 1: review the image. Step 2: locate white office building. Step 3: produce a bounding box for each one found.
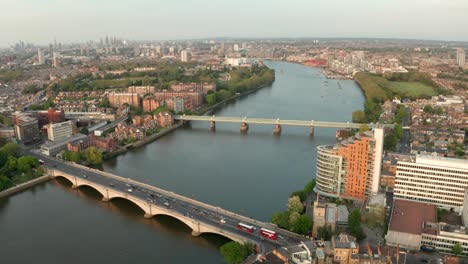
[394,155,468,212]
[47,121,73,142]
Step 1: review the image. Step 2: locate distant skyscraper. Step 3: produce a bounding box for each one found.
[233,44,239,52]
[457,48,466,66]
[37,48,45,65]
[52,52,60,67]
[180,50,189,62]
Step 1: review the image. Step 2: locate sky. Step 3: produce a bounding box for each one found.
[1,0,468,47]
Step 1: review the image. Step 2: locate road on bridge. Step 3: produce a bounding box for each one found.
[27,150,306,252]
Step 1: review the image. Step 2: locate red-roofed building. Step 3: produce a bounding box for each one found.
[386,199,436,250]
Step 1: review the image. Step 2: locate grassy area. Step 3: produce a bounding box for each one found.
[387,81,437,98]
[354,72,389,101]
[354,72,443,100]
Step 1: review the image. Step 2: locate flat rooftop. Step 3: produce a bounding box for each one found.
[416,155,468,170]
[389,199,436,235]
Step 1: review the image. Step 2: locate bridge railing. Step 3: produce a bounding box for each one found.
[63,161,306,241]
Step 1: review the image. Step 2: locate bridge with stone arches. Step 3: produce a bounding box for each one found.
[42,159,305,248]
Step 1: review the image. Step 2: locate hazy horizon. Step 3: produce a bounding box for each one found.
[2,0,468,47]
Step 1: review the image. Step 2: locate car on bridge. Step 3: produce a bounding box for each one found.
[127,189,133,193]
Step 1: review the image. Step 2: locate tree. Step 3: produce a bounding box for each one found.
[99,97,111,108]
[452,243,463,255]
[303,179,316,194]
[435,106,444,115]
[205,93,217,105]
[22,84,40,94]
[288,196,304,214]
[352,110,366,123]
[394,124,403,139]
[83,146,103,165]
[291,215,312,235]
[219,242,254,264]
[272,211,290,229]
[16,156,39,173]
[317,225,333,240]
[80,127,89,135]
[423,105,434,113]
[289,211,301,227]
[348,209,366,241]
[0,175,13,191]
[395,105,407,124]
[0,143,20,157]
[359,124,370,133]
[384,132,398,151]
[290,190,306,202]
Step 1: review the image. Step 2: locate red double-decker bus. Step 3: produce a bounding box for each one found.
[260,228,277,240]
[237,223,255,233]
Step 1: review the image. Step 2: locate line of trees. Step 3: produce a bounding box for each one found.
[62,146,103,165]
[205,66,275,106]
[271,179,315,235]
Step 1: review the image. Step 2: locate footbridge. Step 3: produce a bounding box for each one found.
[174,115,393,135]
[36,154,304,248]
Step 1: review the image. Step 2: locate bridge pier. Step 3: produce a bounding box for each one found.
[191,231,201,237]
[72,184,79,189]
[102,197,110,202]
[273,124,282,135]
[210,121,216,131]
[310,127,315,137]
[240,123,249,133]
[144,213,153,219]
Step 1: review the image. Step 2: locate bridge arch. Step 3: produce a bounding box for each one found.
[151,212,197,232]
[76,183,106,198]
[107,194,150,216]
[53,175,74,186]
[198,231,242,244]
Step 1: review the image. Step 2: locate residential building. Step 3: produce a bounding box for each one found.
[155,112,173,127]
[127,86,156,96]
[315,128,384,200]
[47,120,73,142]
[13,112,40,144]
[142,95,160,112]
[457,48,466,66]
[153,91,203,108]
[386,199,436,250]
[394,155,468,212]
[170,83,216,94]
[108,92,140,108]
[332,234,359,264]
[166,97,184,113]
[67,134,116,152]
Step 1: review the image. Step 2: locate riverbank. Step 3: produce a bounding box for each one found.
[0,174,51,199]
[103,122,184,160]
[197,82,273,116]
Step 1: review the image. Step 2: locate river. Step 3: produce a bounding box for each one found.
[0,61,364,264]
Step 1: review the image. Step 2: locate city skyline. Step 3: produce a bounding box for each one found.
[2,0,468,48]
